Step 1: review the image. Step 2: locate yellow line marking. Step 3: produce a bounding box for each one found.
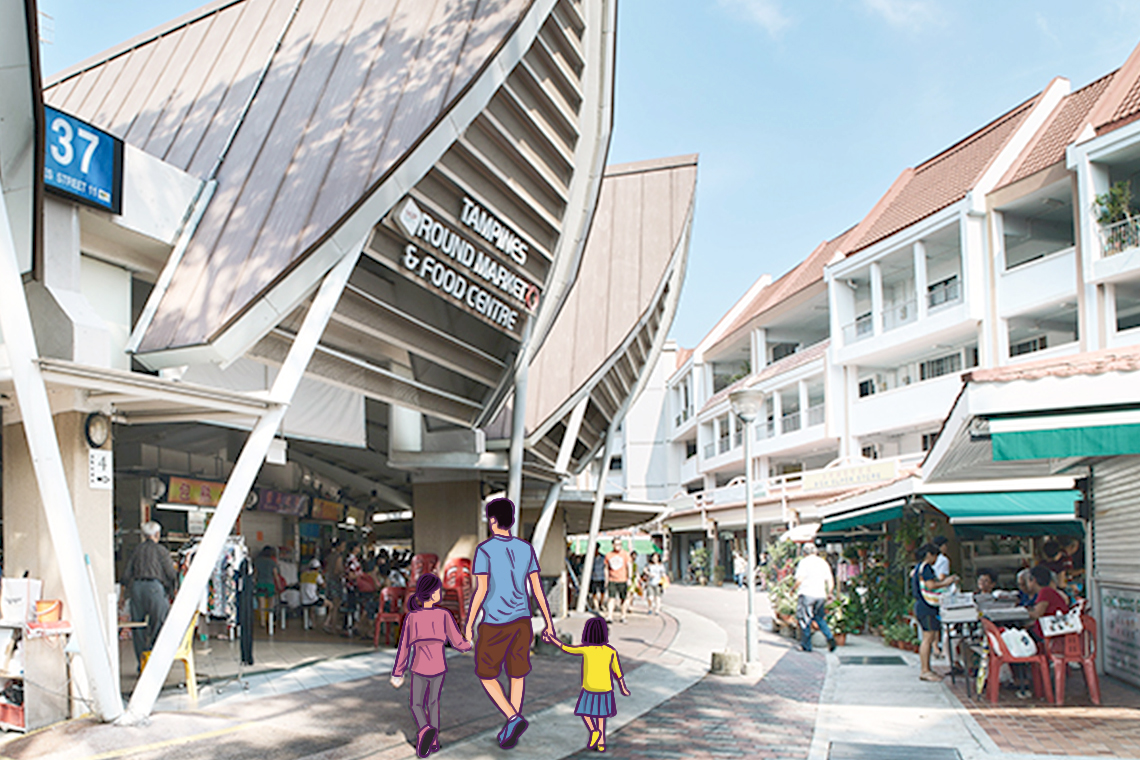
[81,721,255,760]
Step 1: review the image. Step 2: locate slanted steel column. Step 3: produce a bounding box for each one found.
[121,244,362,723]
[0,189,123,722]
[507,319,534,536]
[576,421,618,613]
[531,395,589,561]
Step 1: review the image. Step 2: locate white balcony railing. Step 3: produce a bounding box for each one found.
[927,279,961,309]
[842,314,874,344]
[1100,217,1140,257]
[781,410,801,434]
[704,442,715,459]
[756,419,775,440]
[807,403,825,426]
[882,298,917,331]
[733,430,743,448]
[718,437,730,454]
[674,407,691,427]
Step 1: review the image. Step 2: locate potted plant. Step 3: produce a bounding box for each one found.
[1096,180,1138,255]
[827,590,863,645]
[689,547,709,585]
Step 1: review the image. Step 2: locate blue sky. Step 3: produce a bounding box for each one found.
[38,1,1140,348]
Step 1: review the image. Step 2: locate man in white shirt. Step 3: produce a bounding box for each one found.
[793,544,835,652]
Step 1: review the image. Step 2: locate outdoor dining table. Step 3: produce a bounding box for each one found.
[942,605,1033,689]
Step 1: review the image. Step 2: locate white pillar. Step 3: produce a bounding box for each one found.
[914,240,928,321]
[0,194,122,721]
[798,380,809,429]
[870,261,884,335]
[750,327,766,373]
[576,423,618,613]
[122,245,362,723]
[508,320,534,536]
[772,390,783,435]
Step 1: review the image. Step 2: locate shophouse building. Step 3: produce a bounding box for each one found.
[0,0,699,726]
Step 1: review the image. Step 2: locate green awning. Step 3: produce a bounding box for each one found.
[820,502,904,533]
[950,521,1085,540]
[570,537,659,555]
[990,413,1140,461]
[924,490,1080,525]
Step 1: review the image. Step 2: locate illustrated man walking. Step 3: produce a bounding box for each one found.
[465,497,556,749]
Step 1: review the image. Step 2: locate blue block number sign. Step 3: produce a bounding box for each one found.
[43,106,123,214]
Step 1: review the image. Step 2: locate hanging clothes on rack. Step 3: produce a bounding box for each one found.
[238,557,254,666]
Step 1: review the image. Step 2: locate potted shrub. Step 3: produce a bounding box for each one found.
[827,591,863,645]
[689,547,709,585]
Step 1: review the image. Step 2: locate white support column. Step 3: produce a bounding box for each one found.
[508,320,534,536]
[750,327,766,374]
[121,244,362,723]
[576,422,618,613]
[0,196,123,722]
[555,396,590,475]
[772,390,783,436]
[914,240,928,321]
[798,380,809,429]
[530,480,564,567]
[870,262,884,336]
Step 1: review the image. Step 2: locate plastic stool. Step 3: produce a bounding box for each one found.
[141,611,199,703]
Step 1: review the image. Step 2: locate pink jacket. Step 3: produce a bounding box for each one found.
[392,607,471,677]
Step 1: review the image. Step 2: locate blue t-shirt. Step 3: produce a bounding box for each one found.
[913,563,939,617]
[473,535,540,625]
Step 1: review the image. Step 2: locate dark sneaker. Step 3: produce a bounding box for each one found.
[499,715,528,749]
[416,726,437,758]
[827,638,837,652]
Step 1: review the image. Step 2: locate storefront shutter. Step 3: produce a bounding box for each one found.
[1092,456,1140,585]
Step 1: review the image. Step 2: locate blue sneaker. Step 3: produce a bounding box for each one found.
[499,715,528,749]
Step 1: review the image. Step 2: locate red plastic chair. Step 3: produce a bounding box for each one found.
[981,618,1054,704]
[1048,614,1101,706]
[439,558,472,628]
[409,554,439,585]
[373,587,406,648]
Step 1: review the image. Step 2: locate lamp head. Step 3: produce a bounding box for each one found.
[729,387,764,423]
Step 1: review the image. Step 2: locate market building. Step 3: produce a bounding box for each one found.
[0,0,706,727]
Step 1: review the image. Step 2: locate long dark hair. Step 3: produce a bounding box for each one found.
[581,616,609,645]
[407,572,442,612]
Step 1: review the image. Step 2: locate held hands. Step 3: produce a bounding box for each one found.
[390,675,404,689]
[541,628,560,645]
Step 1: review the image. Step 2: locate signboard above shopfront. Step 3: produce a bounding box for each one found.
[168,476,225,507]
[311,498,344,522]
[801,459,898,492]
[370,195,543,339]
[43,106,123,214]
[254,488,310,517]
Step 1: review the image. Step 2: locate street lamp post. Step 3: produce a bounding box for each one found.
[730,386,765,676]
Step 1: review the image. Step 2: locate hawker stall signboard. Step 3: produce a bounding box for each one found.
[43,106,123,214]
[1101,583,1140,687]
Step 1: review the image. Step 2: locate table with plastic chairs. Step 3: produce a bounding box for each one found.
[373,586,407,648]
[979,616,1055,703]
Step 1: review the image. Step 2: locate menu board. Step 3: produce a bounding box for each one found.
[169,476,224,507]
[256,488,310,517]
[311,498,344,522]
[1101,583,1140,687]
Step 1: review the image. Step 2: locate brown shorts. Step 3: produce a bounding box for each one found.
[475,617,532,679]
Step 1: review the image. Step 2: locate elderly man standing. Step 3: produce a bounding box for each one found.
[793,543,835,653]
[122,520,179,670]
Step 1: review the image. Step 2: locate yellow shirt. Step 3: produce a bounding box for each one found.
[563,644,623,692]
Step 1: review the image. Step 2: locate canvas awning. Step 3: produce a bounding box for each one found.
[924,490,1084,539]
[990,411,1140,461]
[820,499,907,533]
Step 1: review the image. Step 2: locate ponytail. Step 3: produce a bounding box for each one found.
[407,572,442,612]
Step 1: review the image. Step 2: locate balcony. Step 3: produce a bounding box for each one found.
[718,437,731,455]
[1100,217,1140,257]
[882,298,917,331]
[704,442,715,459]
[781,410,802,434]
[733,430,742,448]
[927,279,961,310]
[756,419,775,440]
[674,407,691,427]
[842,314,874,344]
[807,403,825,427]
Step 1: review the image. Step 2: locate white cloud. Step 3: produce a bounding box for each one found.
[717,0,792,38]
[862,0,941,31]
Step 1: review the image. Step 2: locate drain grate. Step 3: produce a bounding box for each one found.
[837,655,907,666]
[829,742,962,760]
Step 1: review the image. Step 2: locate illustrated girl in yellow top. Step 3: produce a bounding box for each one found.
[542,617,630,752]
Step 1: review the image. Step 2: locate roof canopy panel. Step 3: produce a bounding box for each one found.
[46,0,536,355]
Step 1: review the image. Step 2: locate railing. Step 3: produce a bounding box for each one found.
[733,430,743,448]
[882,298,917,331]
[807,403,825,426]
[1100,217,1140,257]
[781,410,801,434]
[718,437,730,454]
[842,314,874,344]
[674,408,691,427]
[756,419,775,440]
[927,279,961,309]
[704,442,715,459]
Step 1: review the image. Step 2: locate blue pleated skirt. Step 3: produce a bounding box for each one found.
[574,689,616,718]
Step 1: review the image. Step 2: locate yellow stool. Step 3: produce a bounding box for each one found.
[141,611,199,703]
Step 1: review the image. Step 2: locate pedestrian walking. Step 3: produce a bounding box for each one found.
[733,549,747,588]
[590,549,607,612]
[605,539,633,624]
[643,552,667,615]
[121,521,179,670]
[391,573,472,757]
[793,543,835,652]
[543,617,630,753]
[464,497,557,750]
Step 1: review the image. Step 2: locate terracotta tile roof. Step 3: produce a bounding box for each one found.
[711,228,855,352]
[964,344,1140,384]
[699,339,829,414]
[847,96,1040,255]
[1003,72,1116,186]
[676,347,694,370]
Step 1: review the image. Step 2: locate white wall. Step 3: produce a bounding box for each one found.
[624,345,677,502]
[79,255,132,370]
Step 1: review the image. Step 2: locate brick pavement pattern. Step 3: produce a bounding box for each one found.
[564,644,826,760]
[949,672,1140,758]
